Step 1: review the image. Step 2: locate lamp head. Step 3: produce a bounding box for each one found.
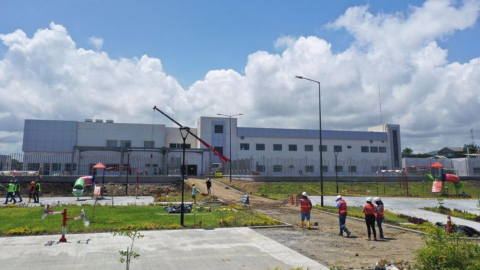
[295,76,304,79]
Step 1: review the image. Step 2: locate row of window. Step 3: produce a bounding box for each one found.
[106,140,155,148]
[240,143,386,153]
[255,165,389,173]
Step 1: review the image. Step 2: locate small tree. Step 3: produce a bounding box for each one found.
[402,147,413,157]
[112,229,144,270]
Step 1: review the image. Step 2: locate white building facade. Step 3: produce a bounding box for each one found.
[21,117,401,176]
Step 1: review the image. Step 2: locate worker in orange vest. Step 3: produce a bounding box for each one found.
[362,197,377,241]
[374,197,385,239]
[335,195,351,237]
[299,192,312,229]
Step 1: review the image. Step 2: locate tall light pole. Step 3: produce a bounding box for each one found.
[334,149,339,194]
[217,113,243,183]
[295,76,324,207]
[179,126,190,226]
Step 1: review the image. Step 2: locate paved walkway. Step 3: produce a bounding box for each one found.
[0,228,328,270]
[1,196,155,207]
[310,195,480,231]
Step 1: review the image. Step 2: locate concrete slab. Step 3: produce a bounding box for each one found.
[1,196,155,207]
[0,228,328,270]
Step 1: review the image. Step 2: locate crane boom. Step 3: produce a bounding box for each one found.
[153,106,230,162]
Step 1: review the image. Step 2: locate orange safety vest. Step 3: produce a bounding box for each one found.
[300,198,311,213]
[338,200,347,215]
[375,204,384,218]
[364,203,375,216]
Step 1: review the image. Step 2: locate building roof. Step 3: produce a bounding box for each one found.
[237,127,387,141]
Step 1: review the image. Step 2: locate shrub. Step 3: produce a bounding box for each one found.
[6,226,43,235]
[414,227,480,269]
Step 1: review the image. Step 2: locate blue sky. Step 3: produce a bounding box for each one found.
[1,0,478,88]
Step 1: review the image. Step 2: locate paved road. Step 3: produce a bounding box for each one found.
[310,196,480,231]
[0,228,327,270]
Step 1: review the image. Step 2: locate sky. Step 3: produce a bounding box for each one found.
[0,0,480,154]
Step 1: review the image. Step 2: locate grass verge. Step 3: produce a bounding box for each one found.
[423,206,480,222]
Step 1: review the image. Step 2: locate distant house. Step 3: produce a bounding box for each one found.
[437,147,464,158]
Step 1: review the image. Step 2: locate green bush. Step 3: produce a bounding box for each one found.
[414,227,480,269]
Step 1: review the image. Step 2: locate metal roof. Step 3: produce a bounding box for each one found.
[237,127,387,141]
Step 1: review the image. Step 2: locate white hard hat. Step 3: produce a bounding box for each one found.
[302,192,308,196]
[374,197,381,202]
[336,195,342,200]
[366,197,372,202]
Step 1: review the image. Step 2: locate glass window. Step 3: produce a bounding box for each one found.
[322,166,328,172]
[319,145,327,152]
[121,140,131,147]
[305,165,314,172]
[256,144,265,151]
[347,146,352,149]
[52,163,62,171]
[273,165,283,172]
[240,143,249,150]
[214,147,223,155]
[334,145,342,152]
[256,165,265,172]
[304,145,313,152]
[370,146,378,153]
[335,166,343,172]
[27,163,40,171]
[107,140,118,147]
[361,146,369,153]
[348,166,357,173]
[474,167,480,174]
[65,163,77,172]
[214,125,224,133]
[273,144,282,151]
[380,166,388,170]
[289,144,297,151]
[379,147,387,153]
[144,141,155,148]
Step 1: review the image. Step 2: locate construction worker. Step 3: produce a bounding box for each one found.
[374,197,385,239]
[4,180,16,204]
[28,181,35,203]
[335,195,351,237]
[34,179,41,203]
[13,179,23,203]
[191,182,198,204]
[206,178,212,194]
[299,192,312,229]
[363,197,377,241]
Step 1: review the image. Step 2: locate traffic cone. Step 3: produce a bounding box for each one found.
[295,195,299,207]
[446,212,452,233]
[289,194,294,205]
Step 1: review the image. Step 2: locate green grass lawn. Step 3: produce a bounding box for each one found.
[253,181,480,198]
[423,206,480,222]
[0,204,281,236]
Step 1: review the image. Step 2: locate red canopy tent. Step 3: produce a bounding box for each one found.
[92,162,106,198]
[430,162,444,168]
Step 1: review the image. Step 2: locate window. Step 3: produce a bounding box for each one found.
[370,146,378,153]
[289,144,297,151]
[319,145,327,152]
[52,163,62,171]
[121,140,131,147]
[240,143,249,150]
[65,163,77,172]
[334,145,342,152]
[27,163,40,171]
[361,146,369,153]
[273,144,282,151]
[144,141,155,148]
[305,165,314,172]
[379,147,387,153]
[107,140,118,147]
[305,145,313,152]
[474,167,480,174]
[380,166,388,170]
[240,136,245,140]
[347,145,352,149]
[214,147,223,155]
[256,144,265,151]
[256,165,265,172]
[370,140,374,143]
[106,164,120,169]
[335,166,343,172]
[170,143,191,149]
[371,166,380,173]
[322,166,328,172]
[348,166,357,173]
[43,163,50,176]
[273,165,283,172]
[214,125,224,133]
[88,163,96,175]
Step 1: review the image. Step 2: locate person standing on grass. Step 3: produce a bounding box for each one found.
[34,179,41,203]
[335,195,351,237]
[363,197,377,241]
[299,192,312,229]
[206,178,212,194]
[374,197,385,239]
[191,182,198,204]
[28,181,35,203]
[13,179,23,203]
[4,180,16,204]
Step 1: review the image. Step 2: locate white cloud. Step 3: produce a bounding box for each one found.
[88,36,103,50]
[1,0,480,154]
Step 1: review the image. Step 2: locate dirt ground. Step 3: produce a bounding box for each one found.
[193,178,424,269]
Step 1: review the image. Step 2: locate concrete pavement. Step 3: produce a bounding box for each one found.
[0,228,328,270]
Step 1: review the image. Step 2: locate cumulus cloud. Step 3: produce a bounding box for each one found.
[88,36,103,50]
[1,0,480,154]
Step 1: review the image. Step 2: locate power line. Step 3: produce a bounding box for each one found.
[0,131,23,142]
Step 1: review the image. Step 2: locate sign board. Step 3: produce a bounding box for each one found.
[215,172,223,177]
[94,185,102,197]
[432,181,442,193]
[242,195,249,205]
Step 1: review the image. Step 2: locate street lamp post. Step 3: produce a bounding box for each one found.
[295,76,324,207]
[334,150,339,194]
[179,127,190,226]
[126,152,130,196]
[217,113,243,183]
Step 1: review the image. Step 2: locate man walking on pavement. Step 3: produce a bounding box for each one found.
[335,195,351,237]
[4,180,16,204]
[299,192,312,229]
[206,178,212,194]
[13,179,22,203]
